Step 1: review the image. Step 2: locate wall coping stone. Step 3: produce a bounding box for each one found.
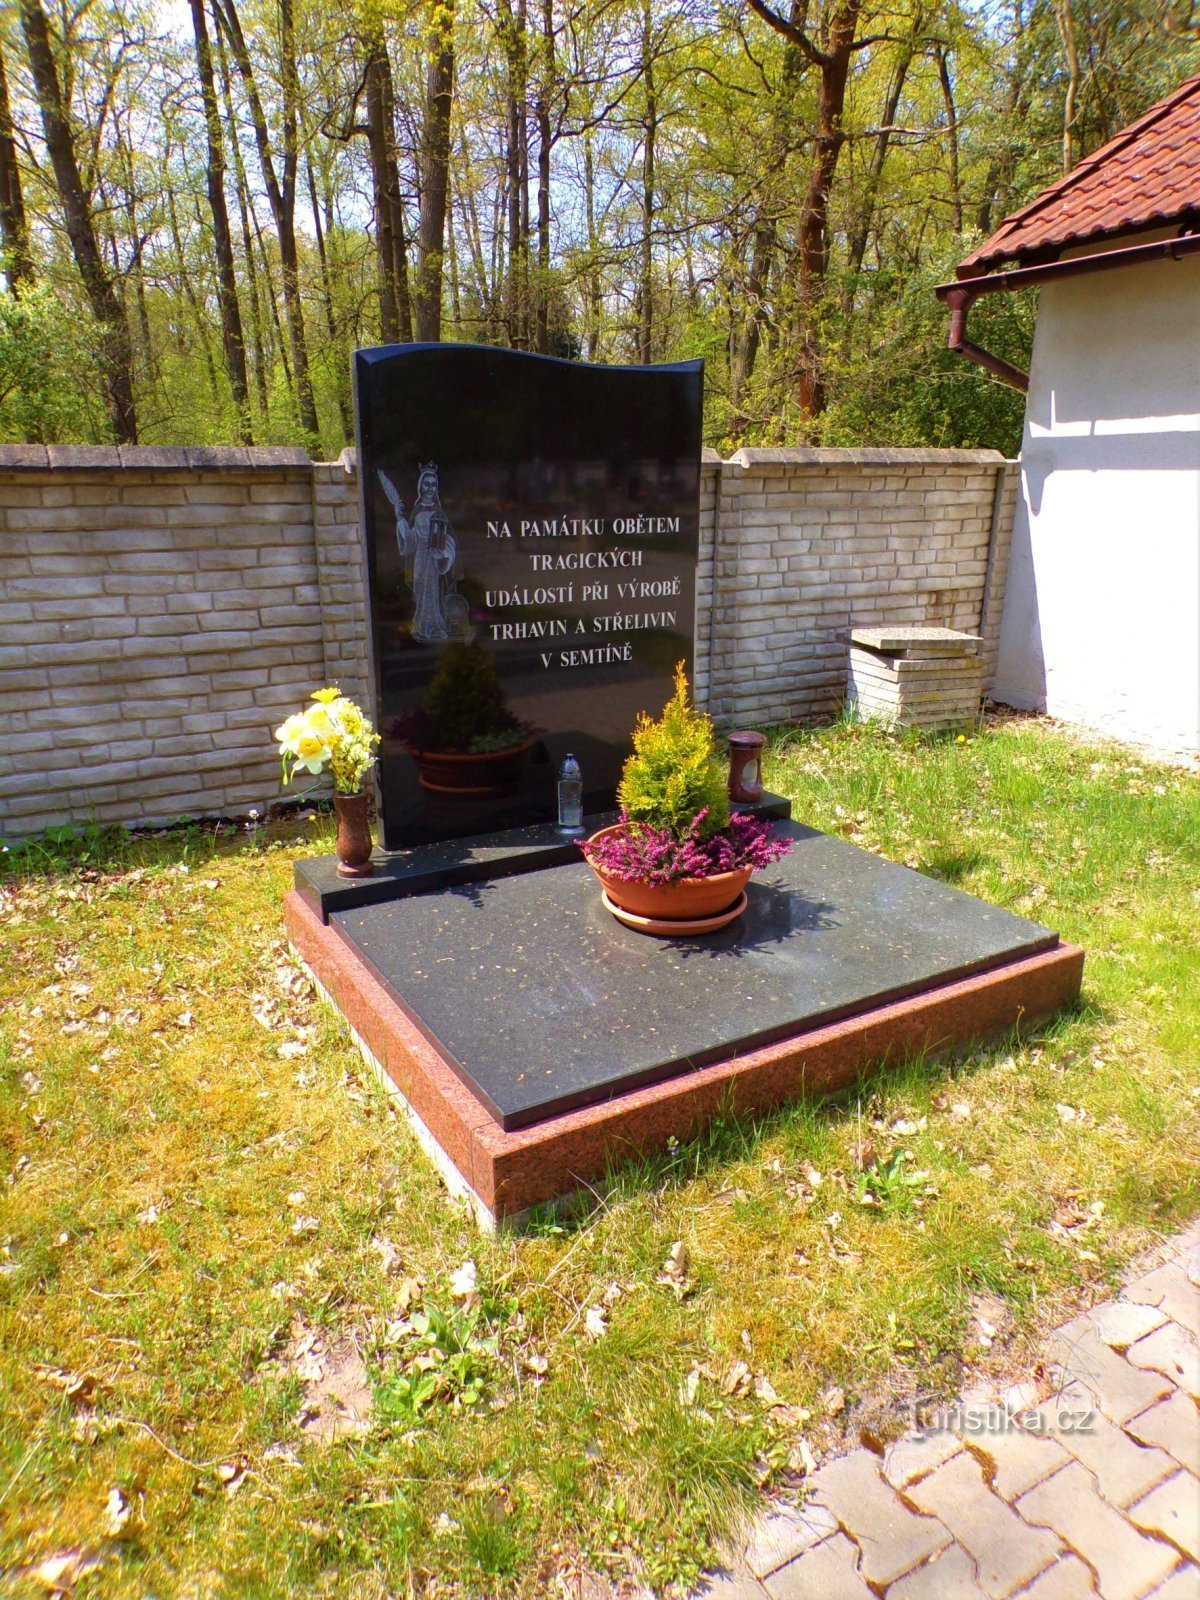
[0,442,1015,477]
[0,443,314,473]
[727,446,1009,467]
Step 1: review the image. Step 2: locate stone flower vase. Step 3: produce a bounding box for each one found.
[333,790,374,879]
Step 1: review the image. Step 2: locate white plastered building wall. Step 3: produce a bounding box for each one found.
[994,244,1200,752]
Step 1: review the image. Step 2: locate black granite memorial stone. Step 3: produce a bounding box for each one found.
[354,344,703,850]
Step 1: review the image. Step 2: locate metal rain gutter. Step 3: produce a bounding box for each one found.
[934,227,1200,393]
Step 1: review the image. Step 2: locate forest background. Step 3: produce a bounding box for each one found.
[0,0,1196,460]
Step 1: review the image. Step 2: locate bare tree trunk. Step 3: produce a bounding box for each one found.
[213,8,268,422]
[167,184,221,406]
[363,32,413,343]
[843,20,919,309]
[0,40,34,288]
[414,0,455,343]
[306,152,351,440]
[189,0,251,440]
[936,44,963,233]
[534,0,554,353]
[583,129,601,360]
[499,0,528,347]
[749,0,864,425]
[637,0,655,364]
[1053,0,1080,173]
[456,129,494,337]
[214,0,318,437]
[19,0,137,440]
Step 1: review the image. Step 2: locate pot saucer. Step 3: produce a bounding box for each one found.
[600,888,748,938]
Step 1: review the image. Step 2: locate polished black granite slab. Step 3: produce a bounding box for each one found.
[328,821,1058,1130]
[355,344,703,850]
[295,792,793,921]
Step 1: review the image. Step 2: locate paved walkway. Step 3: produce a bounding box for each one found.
[697,1220,1200,1600]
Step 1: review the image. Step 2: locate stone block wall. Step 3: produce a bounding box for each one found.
[695,448,1017,727]
[0,443,1014,839]
[0,446,366,838]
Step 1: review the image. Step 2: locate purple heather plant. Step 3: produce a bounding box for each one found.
[580,807,791,886]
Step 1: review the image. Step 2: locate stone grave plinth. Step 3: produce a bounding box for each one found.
[848,626,983,731]
[288,810,1083,1228]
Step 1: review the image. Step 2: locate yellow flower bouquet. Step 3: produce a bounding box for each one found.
[275,687,380,796]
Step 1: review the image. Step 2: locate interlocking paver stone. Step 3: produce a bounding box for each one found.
[1017,1461,1180,1600]
[1015,1553,1099,1598]
[883,1429,964,1490]
[763,1533,874,1600]
[1126,1324,1200,1400]
[1090,1302,1170,1350]
[741,1505,837,1579]
[693,1563,769,1598]
[1127,1471,1200,1562]
[701,1228,1200,1600]
[1143,1566,1198,1599]
[1126,1390,1200,1476]
[888,1543,990,1598]
[1125,1262,1200,1340]
[960,1408,1071,1501]
[808,1451,950,1588]
[1024,1379,1176,1508]
[909,1449,1062,1598]
[1048,1321,1173,1424]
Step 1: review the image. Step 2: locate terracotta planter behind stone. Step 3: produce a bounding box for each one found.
[407,738,535,795]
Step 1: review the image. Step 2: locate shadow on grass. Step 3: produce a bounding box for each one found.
[521,1011,1090,1239]
[917,846,988,885]
[0,810,313,880]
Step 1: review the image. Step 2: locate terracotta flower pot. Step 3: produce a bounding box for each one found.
[333,790,374,878]
[407,737,536,795]
[583,824,752,923]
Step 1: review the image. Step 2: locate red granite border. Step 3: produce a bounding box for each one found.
[285,890,1084,1223]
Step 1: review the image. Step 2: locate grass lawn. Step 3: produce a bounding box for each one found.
[2,716,1197,1598]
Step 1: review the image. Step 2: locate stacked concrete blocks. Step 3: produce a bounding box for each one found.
[848,625,984,731]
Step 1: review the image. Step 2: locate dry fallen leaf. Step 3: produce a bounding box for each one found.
[656,1240,694,1299]
[720,1359,752,1397]
[217,1458,248,1496]
[819,1383,846,1416]
[103,1486,133,1539]
[584,1305,608,1340]
[24,1548,101,1594]
[32,1365,101,1406]
[522,1351,549,1377]
[450,1260,480,1312]
[370,1236,400,1276]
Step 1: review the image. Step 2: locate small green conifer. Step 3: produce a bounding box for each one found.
[617,663,730,840]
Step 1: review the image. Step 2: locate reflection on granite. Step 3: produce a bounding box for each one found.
[294,792,793,921]
[330,821,1058,1130]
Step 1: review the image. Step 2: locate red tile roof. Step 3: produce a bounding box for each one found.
[959,72,1200,276]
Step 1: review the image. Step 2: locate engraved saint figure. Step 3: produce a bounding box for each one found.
[378,462,459,643]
